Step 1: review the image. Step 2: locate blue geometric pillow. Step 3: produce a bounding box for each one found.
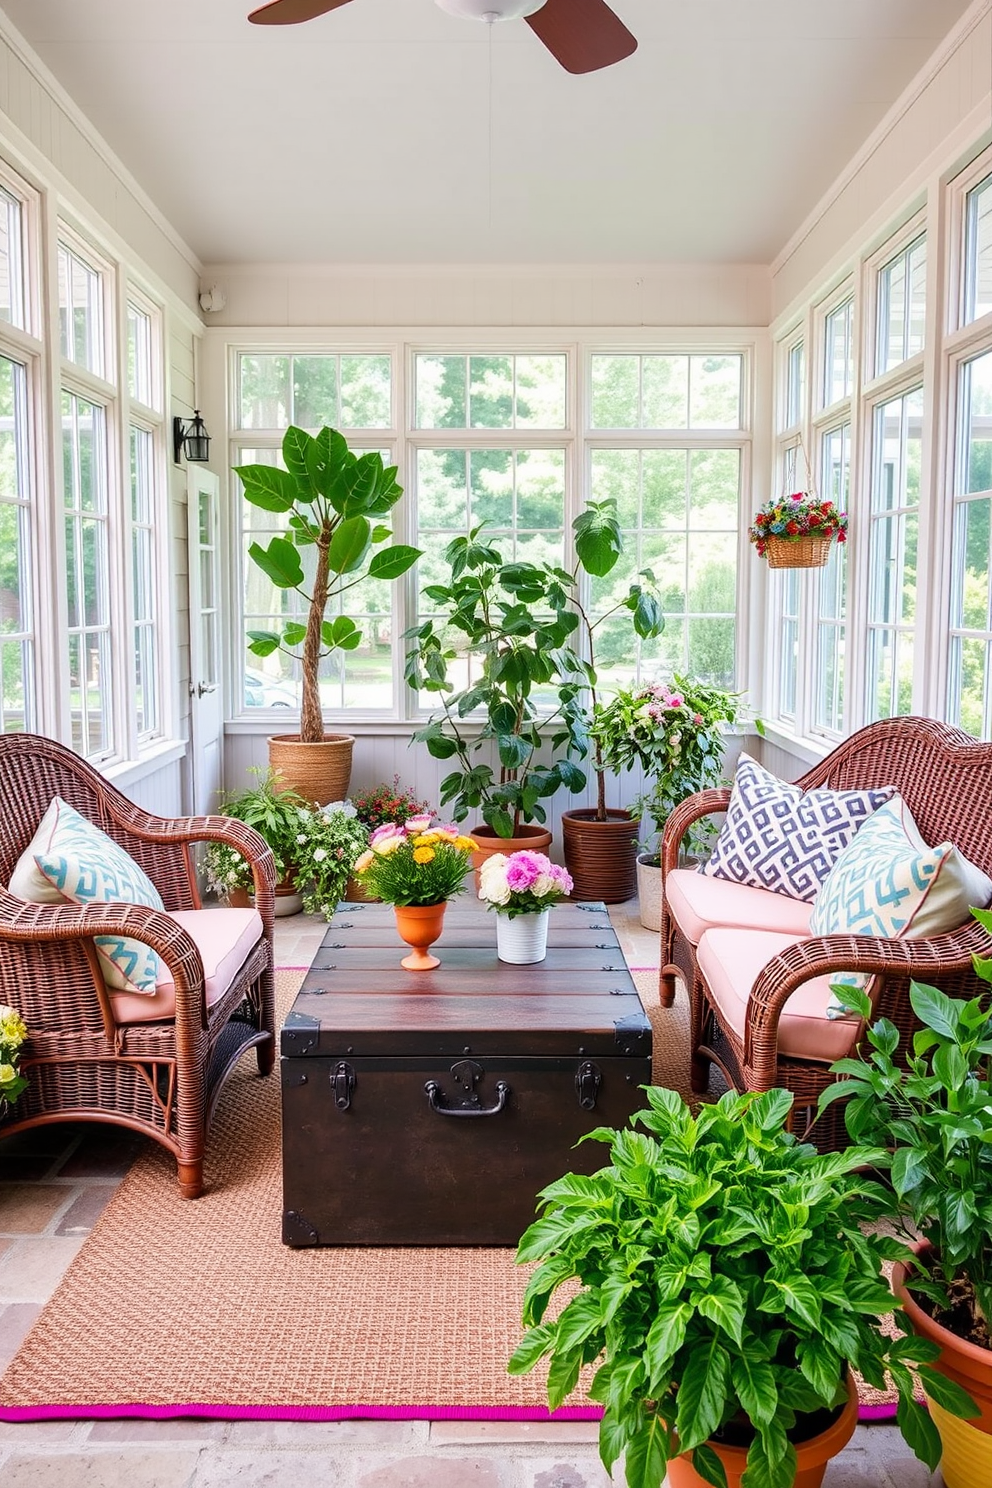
[11,796,164,993]
[702,754,895,903]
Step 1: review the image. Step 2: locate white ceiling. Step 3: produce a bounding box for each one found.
[0,0,978,266]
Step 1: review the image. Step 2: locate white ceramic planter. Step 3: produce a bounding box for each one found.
[636,853,662,932]
[496,910,550,964]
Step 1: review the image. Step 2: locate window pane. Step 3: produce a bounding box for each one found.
[127,303,155,406]
[240,355,291,428]
[590,354,639,427]
[948,347,992,735]
[340,355,391,427]
[58,242,104,377]
[689,355,742,428]
[591,353,742,430]
[642,356,688,427]
[866,387,922,723]
[964,173,992,325]
[823,299,853,406]
[415,354,565,430]
[877,236,926,373]
[63,390,112,756]
[785,341,804,428]
[291,356,337,428]
[0,186,25,329]
[0,355,33,732]
[130,426,158,737]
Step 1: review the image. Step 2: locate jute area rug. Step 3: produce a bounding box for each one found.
[0,968,895,1423]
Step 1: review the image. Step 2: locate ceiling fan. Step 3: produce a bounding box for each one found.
[247,0,637,75]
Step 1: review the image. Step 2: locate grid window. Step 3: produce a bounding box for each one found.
[590,447,739,687]
[866,387,922,722]
[947,348,992,737]
[590,354,742,429]
[239,444,395,712]
[130,425,158,738]
[963,172,992,325]
[0,187,26,330]
[813,423,851,733]
[877,237,926,374]
[58,242,104,377]
[0,355,34,733]
[823,299,853,406]
[239,353,391,430]
[416,354,566,429]
[63,389,112,758]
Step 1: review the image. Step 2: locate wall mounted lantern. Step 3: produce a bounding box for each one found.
[173,410,211,464]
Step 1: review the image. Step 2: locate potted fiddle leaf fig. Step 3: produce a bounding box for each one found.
[236,425,420,803]
[509,1084,973,1488]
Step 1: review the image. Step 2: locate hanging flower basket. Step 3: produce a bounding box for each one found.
[749,490,848,569]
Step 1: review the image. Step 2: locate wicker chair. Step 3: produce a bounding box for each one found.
[658,716,992,1148]
[0,733,276,1197]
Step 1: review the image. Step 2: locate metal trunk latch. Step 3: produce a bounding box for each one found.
[575,1060,602,1110]
[331,1060,356,1110]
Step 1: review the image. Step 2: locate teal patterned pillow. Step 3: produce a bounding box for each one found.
[11,796,164,993]
[809,795,992,1016]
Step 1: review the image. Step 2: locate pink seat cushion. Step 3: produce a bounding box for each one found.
[108,908,264,1024]
[696,927,861,1064]
[666,869,812,947]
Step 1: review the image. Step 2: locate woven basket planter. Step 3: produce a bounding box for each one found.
[561,809,640,903]
[763,535,833,569]
[267,733,355,806]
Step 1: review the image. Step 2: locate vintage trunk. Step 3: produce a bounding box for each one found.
[281,900,652,1246]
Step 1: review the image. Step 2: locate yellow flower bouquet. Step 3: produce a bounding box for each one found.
[352,815,477,906]
[0,1003,29,1108]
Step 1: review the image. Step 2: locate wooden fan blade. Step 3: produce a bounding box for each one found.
[524,0,636,74]
[248,0,354,25]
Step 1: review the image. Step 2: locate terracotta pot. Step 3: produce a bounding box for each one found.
[667,1374,858,1488]
[561,809,640,903]
[393,901,447,971]
[892,1253,992,1487]
[267,733,355,807]
[469,823,553,892]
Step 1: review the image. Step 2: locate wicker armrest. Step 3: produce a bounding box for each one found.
[660,788,731,878]
[0,892,209,1026]
[742,918,992,1070]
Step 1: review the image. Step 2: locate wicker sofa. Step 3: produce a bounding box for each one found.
[0,733,276,1197]
[658,716,992,1148]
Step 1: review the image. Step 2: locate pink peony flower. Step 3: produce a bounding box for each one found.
[505,850,548,892]
[405,813,433,835]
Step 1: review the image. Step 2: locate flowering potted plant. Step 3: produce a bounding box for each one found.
[203,768,313,914]
[0,1002,29,1112]
[748,492,848,568]
[478,850,574,964]
[592,675,756,930]
[352,816,477,970]
[293,803,369,920]
[351,777,429,833]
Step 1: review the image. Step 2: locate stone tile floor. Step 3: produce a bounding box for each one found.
[0,900,938,1485]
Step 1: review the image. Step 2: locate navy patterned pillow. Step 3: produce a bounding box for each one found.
[701,753,895,902]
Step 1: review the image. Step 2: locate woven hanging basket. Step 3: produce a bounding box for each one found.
[763,534,834,569]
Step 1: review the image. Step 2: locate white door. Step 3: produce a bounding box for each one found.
[187,467,224,816]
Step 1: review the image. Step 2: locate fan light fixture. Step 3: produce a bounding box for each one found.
[434,0,545,21]
[173,411,211,464]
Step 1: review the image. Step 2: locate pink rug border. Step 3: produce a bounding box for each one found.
[0,1402,897,1424]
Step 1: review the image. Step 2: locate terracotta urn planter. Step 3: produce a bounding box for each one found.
[561,808,640,903]
[393,901,447,971]
[892,1255,992,1488]
[469,823,553,891]
[667,1374,858,1488]
[267,733,355,807]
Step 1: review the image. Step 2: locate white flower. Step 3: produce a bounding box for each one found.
[296,833,307,844]
[313,847,327,862]
[322,799,357,818]
[479,854,511,905]
[531,872,555,898]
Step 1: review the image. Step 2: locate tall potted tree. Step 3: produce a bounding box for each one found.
[236,425,419,803]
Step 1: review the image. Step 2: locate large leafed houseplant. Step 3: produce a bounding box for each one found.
[235,425,420,801]
[509,1084,974,1488]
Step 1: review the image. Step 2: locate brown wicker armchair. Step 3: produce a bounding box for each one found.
[0,733,276,1197]
[658,716,992,1147]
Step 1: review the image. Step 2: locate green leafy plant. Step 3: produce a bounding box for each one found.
[203,768,311,893]
[0,1003,29,1108]
[293,805,369,920]
[350,777,430,833]
[405,500,663,836]
[819,912,992,1353]
[235,426,420,744]
[352,818,477,906]
[508,1085,970,1488]
[592,675,754,858]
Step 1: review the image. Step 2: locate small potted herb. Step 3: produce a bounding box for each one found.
[509,1084,969,1488]
[204,768,313,913]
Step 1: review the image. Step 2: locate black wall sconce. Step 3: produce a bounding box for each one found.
[173,410,211,464]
